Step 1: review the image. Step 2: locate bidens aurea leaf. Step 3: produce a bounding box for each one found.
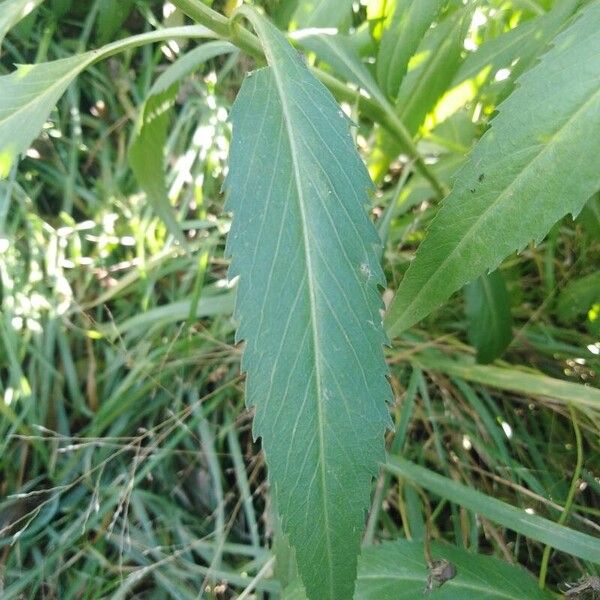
[0,26,214,179]
[386,2,600,336]
[0,0,43,47]
[224,8,391,600]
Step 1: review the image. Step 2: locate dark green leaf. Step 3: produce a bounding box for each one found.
[556,271,600,325]
[129,41,235,248]
[394,7,470,135]
[0,0,43,47]
[225,8,391,599]
[284,538,553,599]
[386,3,600,335]
[356,539,553,599]
[96,0,135,44]
[298,33,388,106]
[465,270,513,363]
[293,0,354,29]
[377,0,444,100]
[454,0,580,90]
[0,26,215,179]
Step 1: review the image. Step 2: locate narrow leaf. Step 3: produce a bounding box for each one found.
[454,0,580,89]
[298,32,388,107]
[0,0,44,47]
[394,7,470,135]
[129,41,235,248]
[0,25,214,178]
[556,271,600,326]
[386,3,600,335]
[464,270,513,363]
[293,0,354,29]
[412,351,600,410]
[377,0,444,100]
[225,8,391,599]
[96,0,135,44]
[386,456,600,564]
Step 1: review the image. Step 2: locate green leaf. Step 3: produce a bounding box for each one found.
[129,41,236,249]
[464,270,513,364]
[225,8,391,600]
[454,0,580,89]
[103,289,235,339]
[386,3,600,335]
[394,7,470,134]
[284,538,552,599]
[556,270,600,325]
[0,25,214,179]
[293,0,354,29]
[0,0,43,47]
[356,539,552,599]
[376,0,444,100]
[298,32,388,106]
[412,351,600,411]
[577,192,600,239]
[386,456,600,565]
[96,0,135,44]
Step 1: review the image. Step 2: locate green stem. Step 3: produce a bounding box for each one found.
[169,0,447,199]
[538,404,583,589]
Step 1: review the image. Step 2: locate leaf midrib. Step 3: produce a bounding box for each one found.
[263,38,336,600]
[390,79,600,332]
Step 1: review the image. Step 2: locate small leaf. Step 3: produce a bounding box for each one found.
[129,41,236,248]
[0,25,215,179]
[298,32,388,106]
[464,270,513,364]
[454,0,580,89]
[96,0,135,44]
[225,8,391,599]
[0,0,43,47]
[293,0,354,29]
[394,6,471,135]
[386,3,600,335]
[556,271,600,326]
[0,55,95,178]
[376,0,444,100]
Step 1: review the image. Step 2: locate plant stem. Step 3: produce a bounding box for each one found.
[169,0,447,199]
[538,404,583,590]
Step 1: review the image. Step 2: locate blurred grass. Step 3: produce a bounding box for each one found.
[1,1,599,598]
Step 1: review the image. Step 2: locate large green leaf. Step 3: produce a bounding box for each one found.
[0,25,214,178]
[376,0,444,100]
[225,8,391,600]
[386,3,600,335]
[0,0,43,47]
[464,270,513,364]
[386,456,600,564]
[129,41,236,248]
